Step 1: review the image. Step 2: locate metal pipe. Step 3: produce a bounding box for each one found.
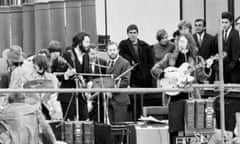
[2,85,240,93]
[217,15,225,144]
[104,0,108,45]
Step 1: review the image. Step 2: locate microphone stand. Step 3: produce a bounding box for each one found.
[72,74,84,121]
[71,73,89,121]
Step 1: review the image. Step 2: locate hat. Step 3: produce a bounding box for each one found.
[7,45,24,62]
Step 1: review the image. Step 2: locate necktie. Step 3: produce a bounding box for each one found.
[109,60,114,68]
[224,30,228,41]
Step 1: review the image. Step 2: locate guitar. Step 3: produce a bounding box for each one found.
[158,54,226,96]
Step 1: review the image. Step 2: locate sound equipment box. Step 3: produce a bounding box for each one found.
[185,99,214,135]
[168,99,214,135]
[95,123,130,144]
[50,121,95,144]
[127,124,169,144]
[94,123,111,144]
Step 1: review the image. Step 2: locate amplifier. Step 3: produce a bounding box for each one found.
[63,121,95,144]
[95,123,130,144]
[94,123,111,144]
[185,99,214,136]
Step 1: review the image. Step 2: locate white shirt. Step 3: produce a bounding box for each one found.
[197,32,205,45]
[108,55,119,67]
[224,26,232,40]
[74,48,85,65]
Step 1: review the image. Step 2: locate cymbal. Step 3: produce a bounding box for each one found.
[23,79,53,89]
[92,77,115,88]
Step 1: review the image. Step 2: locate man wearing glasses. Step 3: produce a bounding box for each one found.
[193,19,215,83]
[235,16,240,37]
[193,18,215,60]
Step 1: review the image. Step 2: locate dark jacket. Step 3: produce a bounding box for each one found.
[193,32,215,59]
[0,71,11,88]
[56,48,91,102]
[213,28,240,83]
[119,38,154,87]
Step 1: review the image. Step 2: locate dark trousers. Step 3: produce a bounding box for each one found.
[109,104,128,122]
[214,92,240,132]
[109,104,128,144]
[169,93,188,144]
[61,94,88,121]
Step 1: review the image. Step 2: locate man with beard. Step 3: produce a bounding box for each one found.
[106,42,131,123]
[105,42,131,144]
[56,32,92,120]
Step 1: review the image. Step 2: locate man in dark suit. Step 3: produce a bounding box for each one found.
[214,12,240,132]
[106,42,131,123]
[193,19,215,83]
[214,12,240,83]
[193,19,215,59]
[56,32,92,120]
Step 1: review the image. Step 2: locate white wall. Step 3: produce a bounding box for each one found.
[206,0,227,35]
[96,0,180,44]
[235,0,240,19]
[182,0,204,26]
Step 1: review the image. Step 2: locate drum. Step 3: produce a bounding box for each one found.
[23,79,53,89]
[74,121,83,144]
[23,79,54,106]
[64,121,74,144]
[83,121,94,144]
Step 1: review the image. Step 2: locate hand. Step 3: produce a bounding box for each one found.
[50,109,63,120]
[87,101,94,113]
[106,92,112,99]
[131,61,136,66]
[206,58,214,68]
[49,101,63,120]
[64,68,76,79]
[87,81,93,89]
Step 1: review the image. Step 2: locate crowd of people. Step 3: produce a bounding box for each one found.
[0,10,240,143]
